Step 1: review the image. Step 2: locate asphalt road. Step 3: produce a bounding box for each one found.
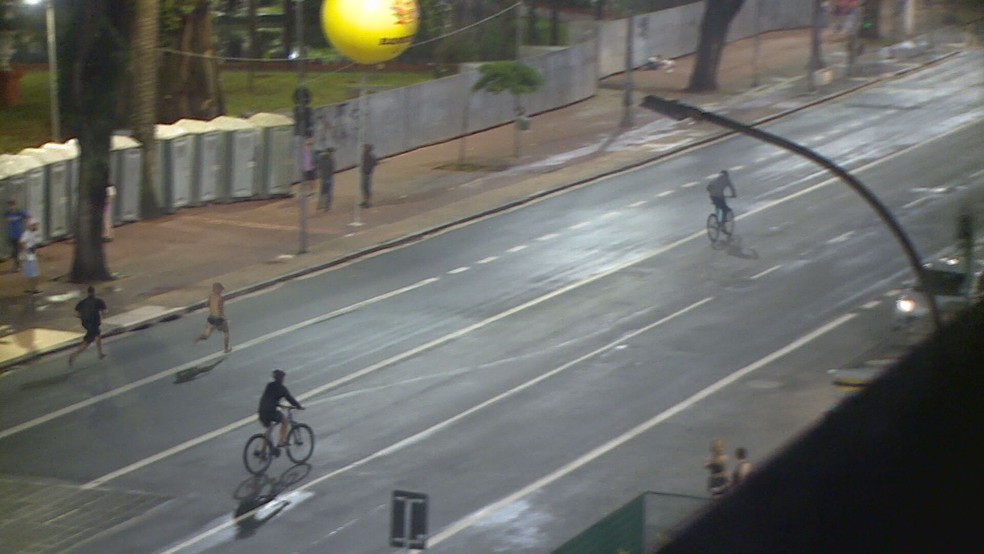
[1,52,982,554]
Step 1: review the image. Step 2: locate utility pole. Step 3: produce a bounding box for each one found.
[621,6,634,128]
[294,0,308,254]
[807,0,823,93]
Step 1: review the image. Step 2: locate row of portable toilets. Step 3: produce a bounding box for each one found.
[0,112,296,258]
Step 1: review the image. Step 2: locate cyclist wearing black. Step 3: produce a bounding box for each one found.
[707,170,736,220]
[258,369,303,448]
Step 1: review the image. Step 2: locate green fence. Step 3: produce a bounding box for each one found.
[551,494,645,554]
[551,492,709,554]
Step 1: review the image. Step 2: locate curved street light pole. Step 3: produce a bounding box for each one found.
[640,95,943,333]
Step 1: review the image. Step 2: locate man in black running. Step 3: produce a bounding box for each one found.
[258,370,303,449]
[707,170,736,221]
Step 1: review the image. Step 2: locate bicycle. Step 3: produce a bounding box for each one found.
[243,406,315,475]
[706,204,735,245]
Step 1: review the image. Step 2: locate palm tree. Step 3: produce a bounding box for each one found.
[132,0,161,219]
[471,61,544,157]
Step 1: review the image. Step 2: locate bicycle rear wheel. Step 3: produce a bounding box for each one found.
[286,424,315,464]
[706,213,721,243]
[721,210,735,235]
[243,433,273,475]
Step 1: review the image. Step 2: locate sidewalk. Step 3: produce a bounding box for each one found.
[0,20,972,370]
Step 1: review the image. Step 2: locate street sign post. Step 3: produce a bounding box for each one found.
[390,490,428,550]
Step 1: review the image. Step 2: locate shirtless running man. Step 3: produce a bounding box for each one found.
[194,282,231,353]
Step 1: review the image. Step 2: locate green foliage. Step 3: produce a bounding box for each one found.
[471,61,544,96]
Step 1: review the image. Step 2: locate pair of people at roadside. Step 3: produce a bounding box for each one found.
[705,438,753,498]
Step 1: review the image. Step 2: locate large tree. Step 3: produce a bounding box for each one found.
[61,0,131,282]
[159,0,224,122]
[687,0,744,92]
[132,0,161,219]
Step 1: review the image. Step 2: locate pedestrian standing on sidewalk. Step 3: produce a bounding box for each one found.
[103,184,117,241]
[317,147,335,211]
[731,447,752,490]
[19,218,41,294]
[194,282,231,353]
[360,143,378,208]
[704,438,730,498]
[69,286,108,367]
[4,199,30,272]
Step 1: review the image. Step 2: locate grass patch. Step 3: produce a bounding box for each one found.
[1,69,435,154]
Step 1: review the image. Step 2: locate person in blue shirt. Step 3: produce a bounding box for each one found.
[4,199,30,272]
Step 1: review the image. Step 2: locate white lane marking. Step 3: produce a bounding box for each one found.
[656,190,674,198]
[477,256,498,264]
[448,267,470,275]
[156,297,714,554]
[628,200,648,208]
[507,244,528,253]
[885,289,901,297]
[750,264,782,280]
[827,231,854,244]
[862,300,881,309]
[568,221,591,230]
[0,277,441,441]
[730,164,745,172]
[903,196,932,209]
[537,233,560,242]
[682,181,700,188]
[600,211,620,219]
[427,311,858,547]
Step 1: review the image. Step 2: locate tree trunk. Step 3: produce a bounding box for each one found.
[159,0,224,122]
[282,0,294,59]
[133,0,161,219]
[248,0,258,92]
[61,0,130,282]
[549,0,560,45]
[687,0,745,92]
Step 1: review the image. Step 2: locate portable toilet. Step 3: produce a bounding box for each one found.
[154,123,193,212]
[0,154,48,241]
[174,118,223,205]
[248,112,294,197]
[19,147,71,240]
[41,140,80,234]
[110,135,143,223]
[210,115,258,201]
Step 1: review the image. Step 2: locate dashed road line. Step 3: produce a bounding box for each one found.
[656,190,674,198]
[568,221,591,230]
[628,200,648,208]
[448,267,470,275]
[750,264,782,280]
[477,256,498,264]
[507,244,528,253]
[826,231,854,244]
[682,181,700,188]
[537,233,560,241]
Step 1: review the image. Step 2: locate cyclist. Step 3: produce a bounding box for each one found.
[707,170,736,223]
[258,369,303,453]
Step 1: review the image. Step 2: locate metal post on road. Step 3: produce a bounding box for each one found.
[294,0,308,254]
[351,74,367,227]
[621,7,634,129]
[24,0,60,140]
[639,95,944,333]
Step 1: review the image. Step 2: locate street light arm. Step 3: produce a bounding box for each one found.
[641,95,943,333]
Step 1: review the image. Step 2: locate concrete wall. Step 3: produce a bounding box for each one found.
[313,41,597,170]
[577,0,816,78]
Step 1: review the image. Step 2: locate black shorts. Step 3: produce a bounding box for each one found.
[259,411,283,428]
[207,315,226,327]
[82,321,101,343]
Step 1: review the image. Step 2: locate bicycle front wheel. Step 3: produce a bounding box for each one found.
[243,433,273,475]
[706,213,721,243]
[286,424,315,464]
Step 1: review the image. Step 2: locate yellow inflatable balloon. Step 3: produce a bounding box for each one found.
[321,0,420,65]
